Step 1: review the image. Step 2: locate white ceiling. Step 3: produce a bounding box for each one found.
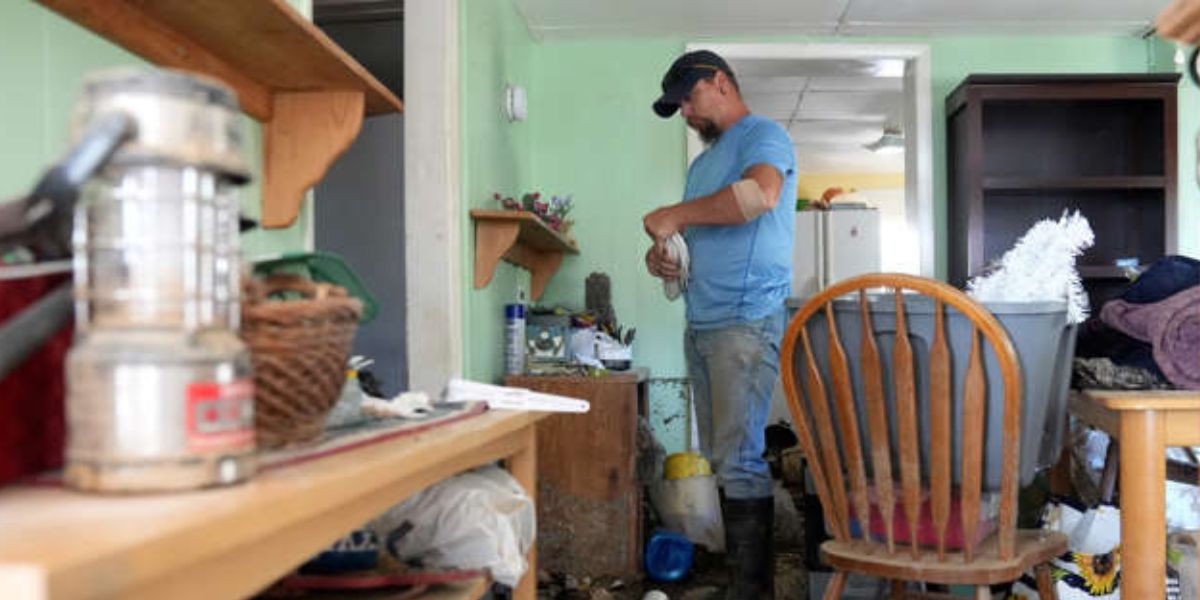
[733,57,906,173]
[512,0,1163,38]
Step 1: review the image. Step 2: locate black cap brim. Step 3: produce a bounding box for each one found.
[652,70,708,118]
[653,92,684,118]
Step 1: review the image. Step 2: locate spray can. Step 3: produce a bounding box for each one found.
[504,287,527,375]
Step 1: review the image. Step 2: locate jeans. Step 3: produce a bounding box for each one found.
[685,309,785,500]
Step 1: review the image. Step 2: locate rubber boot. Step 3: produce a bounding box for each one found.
[723,496,774,600]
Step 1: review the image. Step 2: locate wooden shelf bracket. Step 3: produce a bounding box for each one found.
[473,220,565,300]
[262,90,364,228]
[35,0,404,231]
[471,210,577,300]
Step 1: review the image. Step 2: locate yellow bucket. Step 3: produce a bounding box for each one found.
[663,452,712,480]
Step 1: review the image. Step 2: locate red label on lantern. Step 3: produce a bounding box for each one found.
[186,379,255,452]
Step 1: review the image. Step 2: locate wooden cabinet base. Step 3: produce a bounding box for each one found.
[506,371,648,579]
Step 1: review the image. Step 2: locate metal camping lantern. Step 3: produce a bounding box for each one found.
[62,69,257,492]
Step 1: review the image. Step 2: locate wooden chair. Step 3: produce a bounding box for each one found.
[780,274,1067,599]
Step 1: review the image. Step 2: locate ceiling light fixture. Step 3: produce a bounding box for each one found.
[872,59,906,78]
[864,126,904,154]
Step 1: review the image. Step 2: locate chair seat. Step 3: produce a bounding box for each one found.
[821,529,1068,585]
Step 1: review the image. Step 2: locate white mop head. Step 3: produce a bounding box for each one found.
[967,210,1094,324]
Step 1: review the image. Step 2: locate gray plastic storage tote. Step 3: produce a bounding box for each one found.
[788,295,1076,489]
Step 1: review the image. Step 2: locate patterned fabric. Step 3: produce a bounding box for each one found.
[1072,357,1170,390]
[1010,548,1182,599]
[1009,500,1182,599]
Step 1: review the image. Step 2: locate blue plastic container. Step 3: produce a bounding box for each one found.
[644,530,694,582]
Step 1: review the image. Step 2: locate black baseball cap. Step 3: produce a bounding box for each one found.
[653,50,735,118]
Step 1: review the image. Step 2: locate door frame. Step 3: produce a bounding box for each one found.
[403,0,463,392]
[685,42,935,278]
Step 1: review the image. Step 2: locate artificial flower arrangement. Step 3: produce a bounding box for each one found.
[493,191,574,234]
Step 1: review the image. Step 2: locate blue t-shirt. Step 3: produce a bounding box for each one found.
[683,114,796,328]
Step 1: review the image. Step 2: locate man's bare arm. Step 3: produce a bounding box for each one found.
[643,163,783,241]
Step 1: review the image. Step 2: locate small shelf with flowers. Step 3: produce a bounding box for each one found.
[471,192,578,300]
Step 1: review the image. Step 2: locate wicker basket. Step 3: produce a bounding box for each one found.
[241,273,362,448]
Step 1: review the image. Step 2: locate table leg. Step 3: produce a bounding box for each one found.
[1119,409,1166,600]
[506,425,538,600]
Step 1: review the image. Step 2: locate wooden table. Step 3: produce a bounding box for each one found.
[0,409,548,600]
[1069,389,1200,599]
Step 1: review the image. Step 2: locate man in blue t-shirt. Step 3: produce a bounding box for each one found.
[643,50,796,599]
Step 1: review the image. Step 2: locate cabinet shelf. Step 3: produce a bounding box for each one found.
[37,0,405,229]
[281,573,490,600]
[418,574,491,600]
[471,210,579,300]
[982,176,1167,191]
[1078,265,1139,279]
[947,74,1178,308]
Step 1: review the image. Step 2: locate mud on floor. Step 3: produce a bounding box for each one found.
[537,549,808,600]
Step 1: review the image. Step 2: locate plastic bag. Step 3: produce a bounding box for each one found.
[367,466,535,587]
[1010,502,1120,599]
[1009,501,1183,599]
[1169,531,1198,600]
[649,474,725,552]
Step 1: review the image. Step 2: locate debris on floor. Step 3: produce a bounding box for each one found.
[538,476,811,599]
[536,549,808,599]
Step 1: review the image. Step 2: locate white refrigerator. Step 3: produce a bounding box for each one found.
[771,207,883,427]
[792,207,882,298]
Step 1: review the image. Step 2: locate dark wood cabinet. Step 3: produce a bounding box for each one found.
[946,74,1179,307]
[505,369,648,579]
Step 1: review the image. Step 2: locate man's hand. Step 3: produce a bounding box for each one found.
[645,242,680,280]
[643,204,683,242]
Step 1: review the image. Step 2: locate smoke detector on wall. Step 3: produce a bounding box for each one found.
[505,84,528,122]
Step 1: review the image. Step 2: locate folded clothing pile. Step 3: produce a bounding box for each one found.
[1076,255,1200,389]
[1101,285,1200,389]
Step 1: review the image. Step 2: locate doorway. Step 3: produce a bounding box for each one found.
[685,43,934,278]
[316,2,408,392]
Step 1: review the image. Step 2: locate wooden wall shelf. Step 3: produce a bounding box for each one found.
[36,0,405,229]
[1078,265,1132,279]
[471,210,579,300]
[982,176,1167,191]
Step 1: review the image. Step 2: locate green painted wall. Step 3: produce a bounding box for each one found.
[522,33,1195,382]
[531,38,689,378]
[458,9,1199,449]
[460,0,538,380]
[0,1,311,261]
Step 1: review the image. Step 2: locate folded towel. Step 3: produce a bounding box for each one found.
[662,233,689,301]
[1101,285,1200,389]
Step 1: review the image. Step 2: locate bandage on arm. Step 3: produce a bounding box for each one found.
[731,178,772,220]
